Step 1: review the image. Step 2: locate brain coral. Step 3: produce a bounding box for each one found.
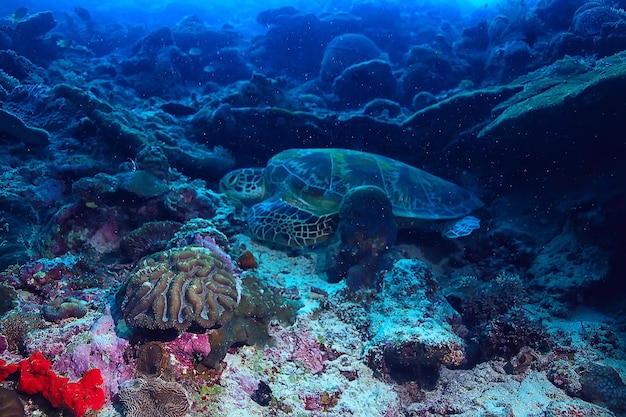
[118,246,241,332]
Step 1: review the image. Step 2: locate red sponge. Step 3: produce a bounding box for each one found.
[0,358,19,381]
[0,351,105,417]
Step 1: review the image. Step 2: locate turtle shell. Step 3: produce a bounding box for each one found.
[264,148,483,220]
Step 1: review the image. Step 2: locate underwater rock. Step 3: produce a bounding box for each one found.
[544,31,591,62]
[118,170,169,198]
[12,11,57,40]
[256,6,299,26]
[526,229,609,299]
[332,59,396,105]
[320,33,382,82]
[134,145,171,178]
[477,51,626,143]
[72,173,119,204]
[159,102,196,117]
[161,141,235,179]
[249,9,328,78]
[572,4,625,36]
[401,84,521,138]
[7,11,59,63]
[0,108,49,145]
[363,259,465,386]
[200,48,252,85]
[485,40,538,82]
[131,26,175,56]
[0,165,44,255]
[0,50,47,82]
[535,0,586,30]
[53,83,147,154]
[163,181,226,221]
[361,98,403,119]
[402,45,468,97]
[171,15,234,55]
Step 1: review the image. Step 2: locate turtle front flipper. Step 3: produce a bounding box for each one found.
[441,215,481,238]
[247,198,338,247]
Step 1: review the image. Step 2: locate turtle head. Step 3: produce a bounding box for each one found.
[219,168,268,203]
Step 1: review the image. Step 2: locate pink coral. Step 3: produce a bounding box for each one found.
[86,220,121,254]
[265,323,326,374]
[165,332,211,372]
[52,313,134,397]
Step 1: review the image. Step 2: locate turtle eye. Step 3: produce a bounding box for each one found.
[225,173,239,187]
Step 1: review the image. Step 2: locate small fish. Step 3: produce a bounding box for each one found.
[188,47,203,56]
[56,38,70,48]
[11,6,27,24]
[74,6,91,21]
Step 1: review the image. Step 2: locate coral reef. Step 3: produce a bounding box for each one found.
[0,2,625,415]
[117,246,241,332]
[118,377,190,417]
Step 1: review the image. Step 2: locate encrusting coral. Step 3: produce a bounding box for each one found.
[117,245,241,332]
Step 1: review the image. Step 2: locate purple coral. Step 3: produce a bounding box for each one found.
[52,313,134,397]
[164,332,211,371]
[117,246,241,332]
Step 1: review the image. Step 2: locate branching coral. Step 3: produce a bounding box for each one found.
[117,246,241,332]
[118,378,190,417]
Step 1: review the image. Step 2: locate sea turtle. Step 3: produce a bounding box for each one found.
[220,148,483,247]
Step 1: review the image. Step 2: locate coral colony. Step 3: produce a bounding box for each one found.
[1,0,626,416]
